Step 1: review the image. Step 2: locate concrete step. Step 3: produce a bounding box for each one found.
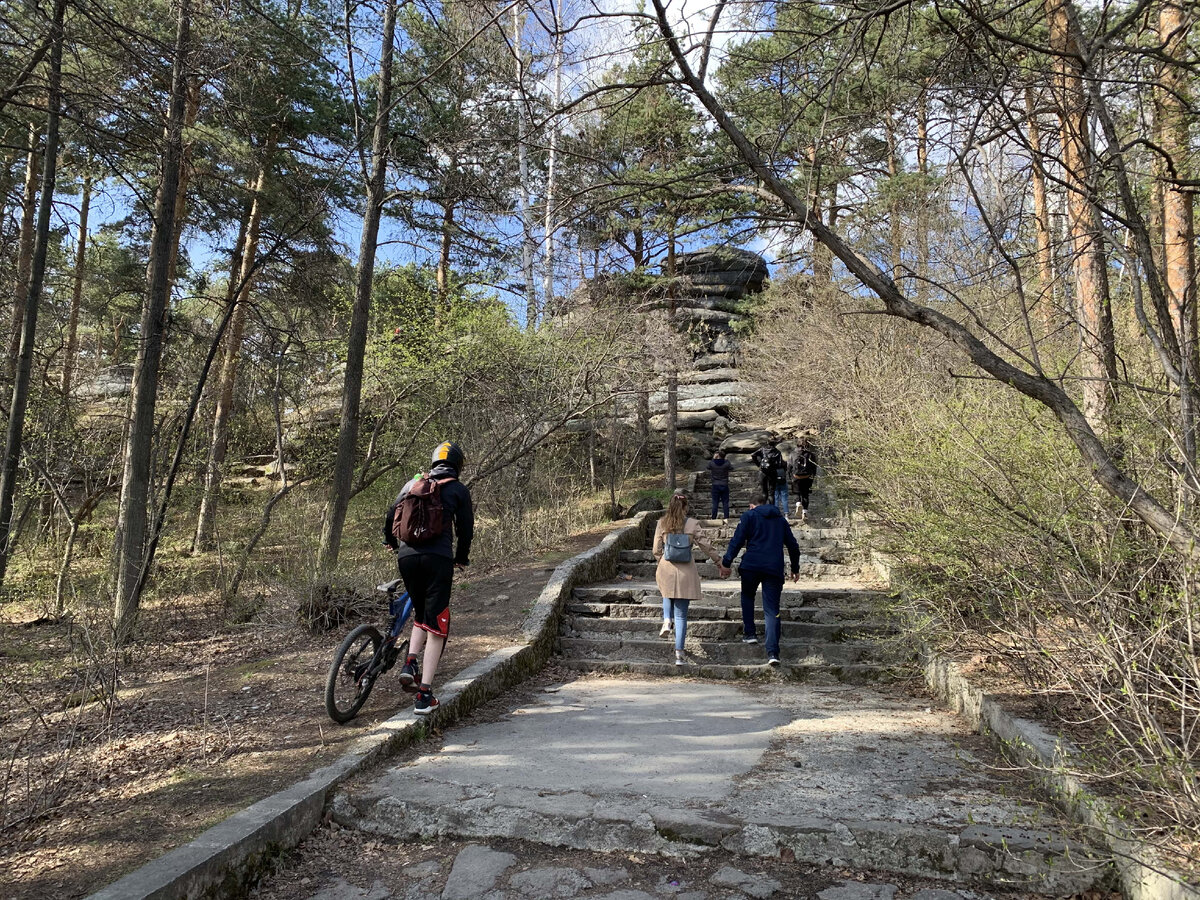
[557,635,893,666]
[615,560,868,580]
[619,545,861,564]
[560,615,895,642]
[572,580,887,608]
[566,601,881,625]
[555,656,907,684]
[332,677,1112,895]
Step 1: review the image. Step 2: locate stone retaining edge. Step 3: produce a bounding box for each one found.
[86,510,661,900]
[869,552,1195,900]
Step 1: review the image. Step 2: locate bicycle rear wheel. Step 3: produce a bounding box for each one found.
[325,624,383,723]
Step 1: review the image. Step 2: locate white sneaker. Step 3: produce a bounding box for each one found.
[660,620,673,638]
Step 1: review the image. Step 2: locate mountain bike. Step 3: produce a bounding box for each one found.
[324,578,414,724]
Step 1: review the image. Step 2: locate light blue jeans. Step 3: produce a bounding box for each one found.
[773,484,789,515]
[662,596,691,651]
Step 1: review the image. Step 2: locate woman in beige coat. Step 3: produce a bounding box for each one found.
[653,491,726,666]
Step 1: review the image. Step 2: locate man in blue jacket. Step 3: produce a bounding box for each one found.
[719,491,801,666]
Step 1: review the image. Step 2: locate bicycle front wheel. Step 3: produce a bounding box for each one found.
[325,624,383,723]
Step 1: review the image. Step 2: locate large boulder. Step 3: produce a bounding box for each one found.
[649,410,719,430]
[680,367,740,385]
[627,496,664,516]
[693,352,736,370]
[675,246,769,282]
[721,429,776,453]
[650,382,741,403]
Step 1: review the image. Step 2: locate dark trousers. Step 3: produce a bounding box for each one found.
[739,568,783,658]
[711,484,729,518]
[793,476,812,510]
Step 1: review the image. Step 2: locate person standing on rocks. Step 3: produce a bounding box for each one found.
[788,436,818,522]
[751,440,788,515]
[383,441,474,715]
[653,490,726,666]
[706,449,733,520]
[720,491,800,666]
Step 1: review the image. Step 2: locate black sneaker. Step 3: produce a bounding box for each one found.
[398,658,420,694]
[741,635,758,644]
[768,656,781,667]
[413,689,439,716]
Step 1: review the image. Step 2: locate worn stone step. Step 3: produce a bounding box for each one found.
[572,580,887,607]
[565,601,882,625]
[619,545,860,564]
[332,677,1112,895]
[556,656,906,684]
[557,635,892,666]
[559,616,894,642]
[616,561,867,580]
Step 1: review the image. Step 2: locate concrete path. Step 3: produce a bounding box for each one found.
[332,675,1109,895]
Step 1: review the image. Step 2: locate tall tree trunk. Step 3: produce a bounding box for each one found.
[193,160,270,552]
[511,3,536,328]
[1045,0,1117,435]
[1158,0,1197,471]
[436,199,454,300]
[316,0,396,574]
[885,117,903,283]
[915,95,930,295]
[0,0,66,587]
[541,5,564,316]
[1025,86,1057,335]
[166,77,201,292]
[664,222,677,492]
[8,123,39,380]
[808,145,832,288]
[112,0,192,639]
[62,174,91,402]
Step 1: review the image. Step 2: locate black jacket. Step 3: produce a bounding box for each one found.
[383,464,474,565]
[721,503,800,578]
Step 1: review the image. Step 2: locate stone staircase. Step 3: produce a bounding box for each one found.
[556,512,907,682]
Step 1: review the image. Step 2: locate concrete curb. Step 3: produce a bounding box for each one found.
[87,511,661,900]
[923,654,1196,900]
[868,555,1196,900]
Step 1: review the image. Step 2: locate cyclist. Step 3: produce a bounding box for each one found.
[382,441,474,715]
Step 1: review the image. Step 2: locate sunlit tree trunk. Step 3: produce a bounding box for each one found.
[436,198,455,301]
[886,117,903,283]
[1025,86,1056,335]
[511,2,536,328]
[8,123,39,380]
[112,0,192,638]
[62,174,91,402]
[541,4,564,317]
[1045,0,1117,435]
[1158,0,1197,470]
[916,95,930,294]
[0,0,66,587]
[316,0,396,573]
[664,220,677,492]
[193,157,271,552]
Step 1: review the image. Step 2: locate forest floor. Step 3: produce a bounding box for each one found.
[0,521,619,900]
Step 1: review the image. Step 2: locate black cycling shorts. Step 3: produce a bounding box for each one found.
[397,553,454,638]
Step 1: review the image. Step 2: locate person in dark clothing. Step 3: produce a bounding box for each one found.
[706,449,733,519]
[720,492,800,665]
[751,441,788,514]
[787,437,818,522]
[382,441,474,716]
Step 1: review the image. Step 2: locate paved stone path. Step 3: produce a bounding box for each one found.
[328,675,1107,895]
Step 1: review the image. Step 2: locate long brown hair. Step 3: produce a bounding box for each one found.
[661,493,689,533]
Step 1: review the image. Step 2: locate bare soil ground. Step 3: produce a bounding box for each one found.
[0,523,617,900]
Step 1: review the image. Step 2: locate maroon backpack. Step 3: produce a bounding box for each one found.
[393,477,452,545]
